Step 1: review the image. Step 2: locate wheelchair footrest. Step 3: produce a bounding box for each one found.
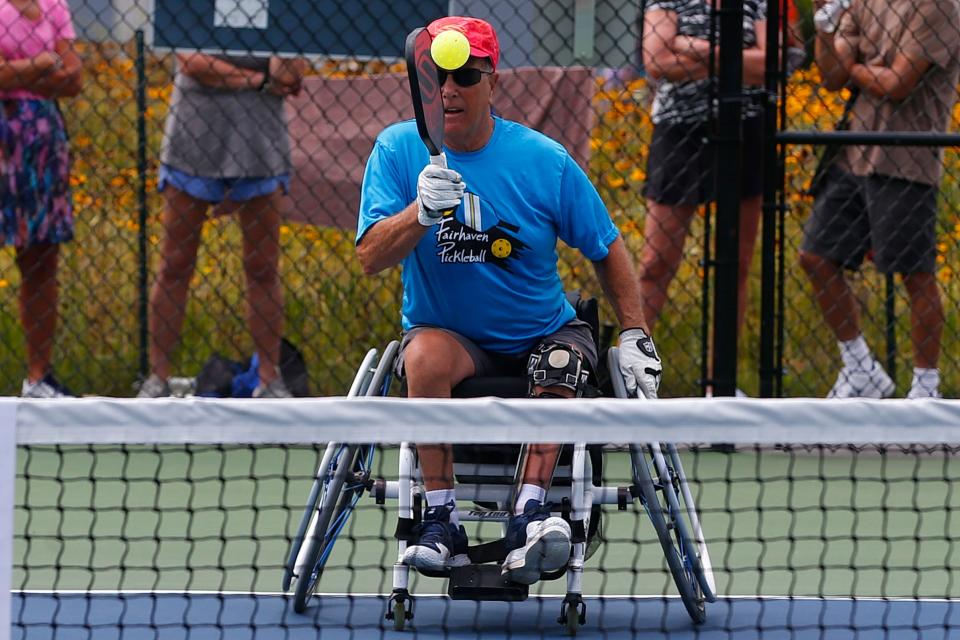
[447,564,529,602]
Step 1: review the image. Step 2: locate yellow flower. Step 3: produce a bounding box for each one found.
[606,175,625,188]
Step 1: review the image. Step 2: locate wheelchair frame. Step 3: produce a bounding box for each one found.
[282,341,716,635]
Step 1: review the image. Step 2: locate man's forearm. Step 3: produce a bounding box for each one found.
[849,63,909,100]
[815,32,852,90]
[646,51,710,83]
[355,202,429,275]
[178,54,264,90]
[593,237,648,332]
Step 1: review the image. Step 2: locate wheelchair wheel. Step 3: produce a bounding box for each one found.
[607,347,715,612]
[631,443,705,623]
[660,444,717,601]
[290,443,375,613]
[284,340,398,611]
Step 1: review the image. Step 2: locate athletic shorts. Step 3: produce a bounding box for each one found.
[800,166,938,274]
[643,116,764,206]
[0,99,74,247]
[158,164,290,204]
[396,320,599,381]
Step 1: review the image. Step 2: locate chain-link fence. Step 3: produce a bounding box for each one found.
[770,0,960,399]
[0,0,957,399]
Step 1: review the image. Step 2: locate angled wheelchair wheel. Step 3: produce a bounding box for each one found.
[607,347,712,622]
[290,443,375,613]
[659,444,717,601]
[284,342,397,612]
[631,443,705,624]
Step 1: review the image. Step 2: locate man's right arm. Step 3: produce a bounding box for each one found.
[814,0,855,90]
[357,153,465,275]
[355,202,429,275]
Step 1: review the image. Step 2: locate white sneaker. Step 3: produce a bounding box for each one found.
[704,388,748,398]
[827,361,895,399]
[907,385,942,400]
[253,377,293,398]
[137,374,171,398]
[21,377,69,398]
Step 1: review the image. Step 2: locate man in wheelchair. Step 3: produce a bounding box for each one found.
[356,15,662,586]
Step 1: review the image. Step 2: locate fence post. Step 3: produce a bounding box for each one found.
[711,0,745,396]
[760,0,783,398]
[135,30,149,380]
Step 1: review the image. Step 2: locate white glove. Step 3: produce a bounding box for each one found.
[619,328,663,399]
[416,154,465,227]
[814,0,850,34]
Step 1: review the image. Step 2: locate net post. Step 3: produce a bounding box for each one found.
[0,399,17,640]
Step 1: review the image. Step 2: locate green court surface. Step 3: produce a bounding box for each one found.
[13,445,960,599]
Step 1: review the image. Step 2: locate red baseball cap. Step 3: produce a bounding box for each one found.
[426,16,500,71]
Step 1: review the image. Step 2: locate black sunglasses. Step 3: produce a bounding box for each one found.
[437,67,491,87]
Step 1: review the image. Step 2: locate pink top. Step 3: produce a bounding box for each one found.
[0,0,76,100]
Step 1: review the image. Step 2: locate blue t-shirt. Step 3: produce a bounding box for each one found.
[357,117,619,355]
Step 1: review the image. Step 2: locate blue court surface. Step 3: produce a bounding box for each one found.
[12,592,960,639]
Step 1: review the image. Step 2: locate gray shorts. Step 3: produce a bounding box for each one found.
[396,320,599,380]
[800,167,938,274]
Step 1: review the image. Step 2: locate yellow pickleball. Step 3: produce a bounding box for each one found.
[431,30,471,71]
[491,239,512,259]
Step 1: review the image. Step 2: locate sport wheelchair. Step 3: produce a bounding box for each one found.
[282,296,716,634]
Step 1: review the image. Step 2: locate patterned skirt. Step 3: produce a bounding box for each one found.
[1,99,74,248]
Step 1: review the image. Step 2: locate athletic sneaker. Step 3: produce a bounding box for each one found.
[501,500,572,585]
[907,385,943,400]
[137,374,171,398]
[827,360,895,399]
[252,377,293,398]
[21,372,73,398]
[401,501,469,572]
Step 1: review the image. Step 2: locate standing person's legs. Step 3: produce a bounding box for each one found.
[639,200,699,330]
[640,121,709,331]
[10,99,74,396]
[16,243,59,383]
[735,118,766,338]
[147,186,209,380]
[902,273,942,370]
[799,167,870,341]
[237,190,284,386]
[799,168,892,397]
[737,194,763,335]
[798,251,861,341]
[867,175,942,397]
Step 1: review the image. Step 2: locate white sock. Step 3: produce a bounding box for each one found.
[425,489,458,526]
[911,367,940,393]
[515,484,547,515]
[839,335,872,370]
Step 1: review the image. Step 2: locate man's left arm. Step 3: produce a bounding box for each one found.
[593,238,663,398]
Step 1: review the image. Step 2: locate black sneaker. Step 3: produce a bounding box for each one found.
[401,501,469,572]
[501,500,572,585]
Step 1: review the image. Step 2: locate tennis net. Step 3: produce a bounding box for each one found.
[5,397,960,638]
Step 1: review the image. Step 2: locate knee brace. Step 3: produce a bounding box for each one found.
[527,342,590,398]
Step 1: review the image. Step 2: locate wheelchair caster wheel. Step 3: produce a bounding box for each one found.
[558,594,585,636]
[392,601,407,632]
[386,589,413,632]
